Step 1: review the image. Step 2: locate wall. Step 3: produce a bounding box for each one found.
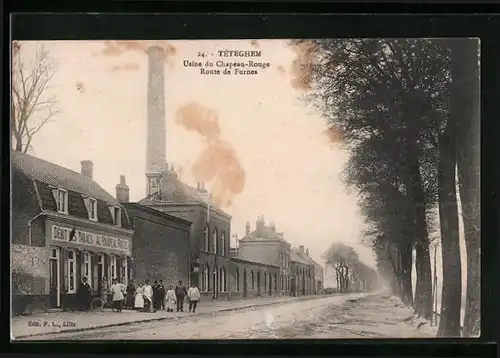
[238,239,291,294]
[125,204,190,286]
[239,240,278,266]
[290,261,315,296]
[11,169,49,315]
[156,202,232,288]
[11,168,44,246]
[229,258,281,299]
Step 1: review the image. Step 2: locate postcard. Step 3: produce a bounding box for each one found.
[11,38,480,340]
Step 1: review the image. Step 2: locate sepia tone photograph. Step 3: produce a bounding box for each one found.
[10,38,480,340]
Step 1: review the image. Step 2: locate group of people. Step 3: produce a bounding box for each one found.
[131,280,200,313]
[77,277,201,313]
[77,276,128,312]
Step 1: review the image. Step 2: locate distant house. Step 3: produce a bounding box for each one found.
[290,246,315,296]
[11,152,133,314]
[238,216,292,295]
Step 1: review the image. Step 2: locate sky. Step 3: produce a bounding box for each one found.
[16,39,376,268]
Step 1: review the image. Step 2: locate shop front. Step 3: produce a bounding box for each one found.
[46,220,133,310]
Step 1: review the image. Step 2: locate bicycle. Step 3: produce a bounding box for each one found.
[90,297,109,311]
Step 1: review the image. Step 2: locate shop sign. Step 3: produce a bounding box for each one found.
[51,225,130,253]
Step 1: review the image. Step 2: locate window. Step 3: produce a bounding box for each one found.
[274,273,277,289]
[203,264,210,292]
[281,275,284,290]
[221,232,226,256]
[83,252,91,281]
[223,268,227,292]
[204,226,209,251]
[67,250,76,293]
[280,252,283,268]
[110,255,117,280]
[236,269,240,291]
[56,189,68,214]
[213,229,218,253]
[120,258,127,285]
[219,268,226,292]
[111,206,122,227]
[88,198,97,221]
[263,273,267,288]
[251,271,255,289]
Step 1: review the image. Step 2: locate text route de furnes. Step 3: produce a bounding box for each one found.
[183,49,271,76]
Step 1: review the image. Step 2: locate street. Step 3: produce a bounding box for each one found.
[30,293,432,340]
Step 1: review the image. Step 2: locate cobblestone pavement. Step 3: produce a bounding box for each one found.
[26,292,433,340]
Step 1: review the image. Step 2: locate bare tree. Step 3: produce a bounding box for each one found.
[11,42,58,153]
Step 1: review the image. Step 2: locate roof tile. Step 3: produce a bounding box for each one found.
[12,152,119,205]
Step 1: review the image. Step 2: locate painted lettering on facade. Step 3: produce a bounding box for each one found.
[51,225,130,253]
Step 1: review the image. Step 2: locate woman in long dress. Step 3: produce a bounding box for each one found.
[134,283,145,310]
[165,285,176,312]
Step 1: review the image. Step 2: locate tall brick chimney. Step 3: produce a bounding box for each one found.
[116,175,130,203]
[146,45,166,191]
[80,160,93,179]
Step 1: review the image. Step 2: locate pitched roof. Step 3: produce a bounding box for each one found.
[12,152,119,205]
[290,249,311,265]
[138,173,230,218]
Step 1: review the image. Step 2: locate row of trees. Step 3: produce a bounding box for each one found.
[323,242,379,293]
[302,39,479,337]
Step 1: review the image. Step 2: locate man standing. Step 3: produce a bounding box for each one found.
[152,280,160,310]
[175,280,187,312]
[158,280,166,310]
[126,280,136,309]
[143,280,154,312]
[77,277,92,311]
[187,283,201,313]
[110,279,125,312]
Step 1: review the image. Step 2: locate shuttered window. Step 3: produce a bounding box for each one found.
[67,250,76,293]
[62,248,68,292]
[92,254,99,292]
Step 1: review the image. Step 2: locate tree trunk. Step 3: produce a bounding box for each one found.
[414,242,433,319]
[407,156,433,319]
[454,39,481,338]
[403,90,434,320]
[399,241,414,306]
[437,124,462,337]
[345,266,349,292]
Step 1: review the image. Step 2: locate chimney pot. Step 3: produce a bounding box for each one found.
[120,175,126,185]
[80,160,94,179]
[299,245,305,254]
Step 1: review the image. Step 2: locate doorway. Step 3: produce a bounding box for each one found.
[49,247,60,308]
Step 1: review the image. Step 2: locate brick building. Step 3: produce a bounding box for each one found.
[238,216,291,295]
[139,170,233,299]
[11,153,133,314]
[290,246,316,296]
[313,261,325,294]
[122,202,191,286]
